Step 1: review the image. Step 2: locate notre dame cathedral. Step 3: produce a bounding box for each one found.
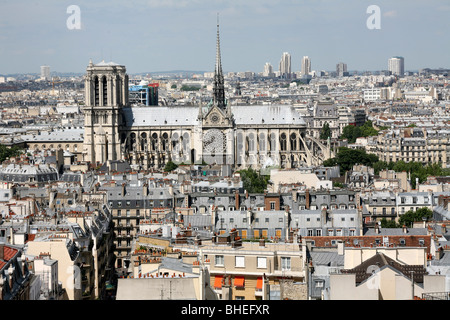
[82,22,330,170]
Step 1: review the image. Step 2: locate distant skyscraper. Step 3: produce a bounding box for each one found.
[263,62,274,77]
[301,56,311,76]
[40,65,50,80]
[279,52,291,79]
[388,56,404,76]
[336,62,348,77]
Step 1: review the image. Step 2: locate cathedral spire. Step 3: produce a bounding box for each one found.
[213,13,226,110]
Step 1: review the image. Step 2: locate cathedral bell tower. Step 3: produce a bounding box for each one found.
[82,60,128,165]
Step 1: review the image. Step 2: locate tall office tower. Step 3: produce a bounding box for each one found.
[388,56,404,76]
[301,56,311,76]
[336,62,348,77]
[263,62,274,77]
[40,65,50,80]
[279,52,291,79]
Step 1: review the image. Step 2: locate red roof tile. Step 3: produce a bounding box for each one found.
[3,246,18,261]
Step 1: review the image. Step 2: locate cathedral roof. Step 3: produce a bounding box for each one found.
[231,105,306,126]
[123,105,306,127]
[123,106,200,127]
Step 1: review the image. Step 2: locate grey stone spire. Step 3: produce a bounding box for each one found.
[213,13,226,110]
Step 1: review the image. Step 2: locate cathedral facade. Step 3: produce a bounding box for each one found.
[82,24,323,170]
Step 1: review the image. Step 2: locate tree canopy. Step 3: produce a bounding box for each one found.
[398,207,433,227]
[164,160,178,172]
[238,168,270,193]
[340,120,379,143]
[0,145,22,163]
[319,122,331,140]
[323,147,379,175]
[372,161,450,188]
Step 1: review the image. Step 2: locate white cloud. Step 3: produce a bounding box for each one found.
[383,10,397,18]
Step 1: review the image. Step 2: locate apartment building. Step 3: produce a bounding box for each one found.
[25,220,94,300]
[192,232,307,300]
[376,127,450,166]
[105,182,174,269]
[292,188,358,211]
[396,192,433,216]
[214,209,289,241]
[361,191,398,223]
[28,254,60,300]
[291,208,361,238]
[329,246,446,300]
[0,244,32,300]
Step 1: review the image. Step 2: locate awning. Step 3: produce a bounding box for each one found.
[214,275,223,289]
[234,276,245,288]
[256,277,263,290]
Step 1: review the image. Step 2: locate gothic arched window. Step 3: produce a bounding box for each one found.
[151,133,158,151]
[162,133,169,151]
[290,133,297,151]
[247,133,255,153]
[259,133,266,153]
[280,133,287,151]
[130,132,136,151]
[94,76,99,106]
[102,76,107,106]
[141,133,147,151]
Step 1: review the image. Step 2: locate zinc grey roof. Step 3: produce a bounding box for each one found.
[430,251,450,266]
[123,106,199,127]
[433,206,450,220]
[231,105,306,126]
[364,227,428,236]
[216,210,250,229]
[252,210,286,229]
[310,251,344,267]
[59,173,81,183]
[0,164,58,175]
[159,257,194,274]
[122,104,306,127]
[21,128,84,142]
[183,214,212,228]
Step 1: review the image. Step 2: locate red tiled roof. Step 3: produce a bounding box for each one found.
[0,245,19,271]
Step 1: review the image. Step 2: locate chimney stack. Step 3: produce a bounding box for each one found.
[0,244,4,260]
[259,238,265,247]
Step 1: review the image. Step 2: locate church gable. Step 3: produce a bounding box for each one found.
[202,105,230,127]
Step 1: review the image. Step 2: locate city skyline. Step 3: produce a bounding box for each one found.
[0,0,449,75]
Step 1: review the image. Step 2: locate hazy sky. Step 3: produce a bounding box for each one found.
[0,0,449,75]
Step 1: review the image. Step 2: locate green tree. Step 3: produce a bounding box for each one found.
[180,85,200,91]
[0,145,22,163]
[380,218,399,228]
[398,207,433,227]
[373,161,389,175]
[340,121,379,143]
[359,120,379,137]
[320,122,331,140]
[239,168,269,193]
[164,160,178,172]
[330,147,379,174]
